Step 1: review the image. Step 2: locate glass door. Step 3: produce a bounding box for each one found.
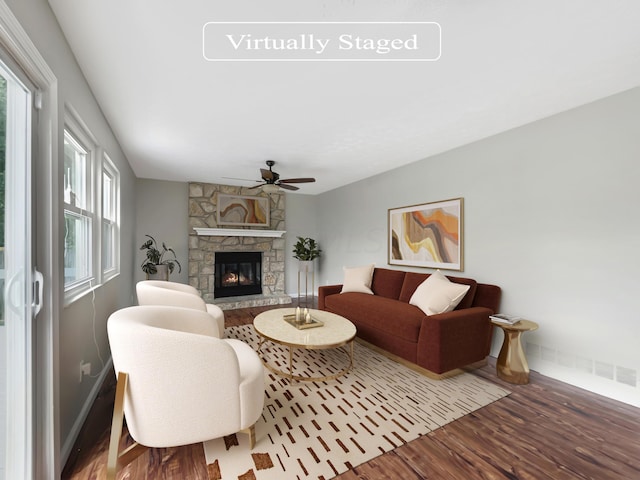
[0,57,37,479]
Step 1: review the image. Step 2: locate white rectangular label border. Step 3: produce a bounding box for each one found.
[202,21,442,62]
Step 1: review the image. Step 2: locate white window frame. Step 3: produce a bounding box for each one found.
[0,49,35,480]
[63,108,122,304]
[63,109,97,304]
[0,4,60,477]
[102,152,120,280]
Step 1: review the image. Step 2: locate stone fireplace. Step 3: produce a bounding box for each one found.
[188,183,291,309]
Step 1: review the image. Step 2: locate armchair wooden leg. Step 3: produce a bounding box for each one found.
[248,424,256,449]
[241,424,257,449]
[106,372,149,480]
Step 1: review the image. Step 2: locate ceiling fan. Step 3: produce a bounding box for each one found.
[249,160,316,192]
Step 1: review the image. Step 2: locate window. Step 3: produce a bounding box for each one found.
[63,128,94,291]
[102,153,119,278]
[0,51,37,479]
[63,108,121,303]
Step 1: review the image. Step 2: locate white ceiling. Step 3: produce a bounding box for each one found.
[47,0,640,195]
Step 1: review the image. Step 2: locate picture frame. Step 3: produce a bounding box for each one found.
[217,193,270,227]
[388,197,463,271]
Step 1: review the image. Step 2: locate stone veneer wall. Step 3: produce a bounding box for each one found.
[188,182,289,307]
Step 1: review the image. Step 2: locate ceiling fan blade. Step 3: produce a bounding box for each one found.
[248,182,266,189]
[278,183,299,191]
[279,177,316,184]
[221,176,262,182]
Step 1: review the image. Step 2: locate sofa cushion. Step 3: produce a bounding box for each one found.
[409,270,470,315]
[444,276,478,310]
[399,272,477,309]
[340,264,375,294]
[399,272,430,303]
[371,268,406,300]
[324,292,424,343]
[472,283,501,312]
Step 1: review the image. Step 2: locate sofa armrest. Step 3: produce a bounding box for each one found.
[417,307,494,374]
[318,284,342,310]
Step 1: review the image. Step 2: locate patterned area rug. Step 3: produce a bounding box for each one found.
[203,325,509,480]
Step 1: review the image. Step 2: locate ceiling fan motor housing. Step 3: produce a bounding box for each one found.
[261,160,280,183]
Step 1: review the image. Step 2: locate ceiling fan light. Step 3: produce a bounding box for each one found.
[262,183,281,194]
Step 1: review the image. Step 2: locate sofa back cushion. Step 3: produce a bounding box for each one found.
[399,272,430,303]
[371,268,406,300]
[472,283,501,312]
[444,275,478,310]
[399,272,477,309]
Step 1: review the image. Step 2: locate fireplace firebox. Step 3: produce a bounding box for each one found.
[214,251,262,298]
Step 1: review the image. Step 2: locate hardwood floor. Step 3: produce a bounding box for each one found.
[62,304,640,479]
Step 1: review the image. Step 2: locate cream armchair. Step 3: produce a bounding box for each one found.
[136,280,225,337]
[106,305,264,480]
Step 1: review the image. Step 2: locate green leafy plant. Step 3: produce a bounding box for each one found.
[140,234,181,275]
[292,236,322,261]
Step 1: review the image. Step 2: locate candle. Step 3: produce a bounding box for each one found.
[296,306,301,323]
[305,312,312,324]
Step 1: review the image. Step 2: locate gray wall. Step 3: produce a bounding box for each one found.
[284,193,319,296]
[134,179,189,287]
[315,87,640,407]
[5,0,138,465]
[133,88,640,408]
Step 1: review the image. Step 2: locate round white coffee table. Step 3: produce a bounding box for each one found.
[253,308,356,382]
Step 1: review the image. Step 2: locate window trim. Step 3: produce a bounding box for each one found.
[102,152,120,281]
[63,107,98,304]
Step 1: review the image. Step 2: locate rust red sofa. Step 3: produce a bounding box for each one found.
[318,268,501,376]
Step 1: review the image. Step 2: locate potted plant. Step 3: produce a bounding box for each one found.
[140,234,181,280]
[293,236,322,272]
[293,236,321,306]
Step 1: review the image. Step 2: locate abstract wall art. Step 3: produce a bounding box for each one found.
[217,194,270,227]
[388,198,463,270]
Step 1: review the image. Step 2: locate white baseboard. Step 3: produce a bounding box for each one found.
[60,357,113,467]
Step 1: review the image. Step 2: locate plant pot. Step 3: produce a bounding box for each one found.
[146,264,169,281]
[298,260,314,273]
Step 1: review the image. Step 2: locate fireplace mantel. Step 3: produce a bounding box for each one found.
[193,228,286,238]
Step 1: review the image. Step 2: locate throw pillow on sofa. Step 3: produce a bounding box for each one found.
[409,270,470,315]
[341,264,375,294]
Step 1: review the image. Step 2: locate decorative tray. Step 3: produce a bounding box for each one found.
[283,314,324,330]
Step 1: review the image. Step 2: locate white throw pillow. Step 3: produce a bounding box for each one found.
[409,270,470,315]
[340,264,375,294]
